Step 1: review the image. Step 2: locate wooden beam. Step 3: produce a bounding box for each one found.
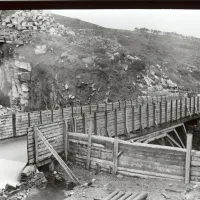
[143,132,168,144]
[174,129,185,148]
[185,133,193,184]
[33,126,39,165]
[113,137,119,175]
[63,120,69,161]
[166,134,182,148]
[86,121,93,170]
[35,127,80,185]
[114,108,118,137]
[166,137,175,147]
[132,106,135,131]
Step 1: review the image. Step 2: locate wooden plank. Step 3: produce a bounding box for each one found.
[34,126,38,164]
[83,113,86,134]
[176,100,178,120]
[64,120,69,161]
[185,98,187,117]
[113,137,119,174]
[166,134,182,148]
[139,105,143,129]
[86,121,93,169]
[36,127,80,185]
[153,103,156,126]
[147,104,149,128]
[174,129,185,148]
[94,112,97,135]
[171,100,173,122]
[132,106,135,131]
[185,133,193,184]
[165,101,168,123]
[160,102,162,124]
[114,109,117,137]
[12,113,16,137]
[180,98,182,119]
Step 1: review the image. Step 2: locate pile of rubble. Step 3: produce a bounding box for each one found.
[0,165,47,200]
[1,10,76,37]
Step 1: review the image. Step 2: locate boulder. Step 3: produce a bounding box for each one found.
[34,45,46,55]
[82,57,94,65]
[21,84,29,92]
[60,51,68,59]
[14,60,31,72]
[67,31,76,36]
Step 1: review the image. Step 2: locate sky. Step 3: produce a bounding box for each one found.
[51,9,200,38]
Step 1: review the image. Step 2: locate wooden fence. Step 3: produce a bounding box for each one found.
[69,97,200,138]
[0,95,180,140]
[27,121,194,182]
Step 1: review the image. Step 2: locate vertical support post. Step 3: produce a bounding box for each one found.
[105,110,108,137]
[114,109,117,137]
[112,102,114,111]
[185,133,193,184]
[61,108,64,119]
[160,101,162,124]
[90,102,92,114]
[63,120,69,161]
[130,99,133,107]
[113,137,119,175]
[33,126,38,165]
[170,100,173,122]
[28,112,31,127]
[51,109,53,122]
[105,102,107,111]
[180,98,182,119]
[71,103,74,117]
[176,99,178,120]
[198,96,200,114]
[153,103,156,127]
[81,103,83,116]
[124,106,129,136]
[190,97,192,115]
[83,113,86,134]
[147,104,149,128]
[12,113,16,137]
[96,102,99,112]
[94,112,97,135]
[132,106,135,131]
[40,111,42,124]
[185,98,187,117]
[165,101,168,123]
[118,100,121,109]
[139,105,143,129]
[193,97,195,115]
[86,121,93,170]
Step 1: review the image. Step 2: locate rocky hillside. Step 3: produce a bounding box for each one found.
[0,10,199,111]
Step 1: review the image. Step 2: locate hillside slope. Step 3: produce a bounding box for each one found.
[0,10,199,111]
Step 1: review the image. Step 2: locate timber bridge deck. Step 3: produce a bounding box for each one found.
[1,95,200,185]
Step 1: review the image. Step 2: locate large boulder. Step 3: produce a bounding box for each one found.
[14,60,31,72]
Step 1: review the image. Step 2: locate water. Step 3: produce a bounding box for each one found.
[27,171,76,200]
[27,184,67,200]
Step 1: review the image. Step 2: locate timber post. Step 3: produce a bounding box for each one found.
[86,121,93,170]
[12,113,16,137]
[185,133,193,184]
[63,120,69,162]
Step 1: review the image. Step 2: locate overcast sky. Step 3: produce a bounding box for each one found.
[51,9,200,38]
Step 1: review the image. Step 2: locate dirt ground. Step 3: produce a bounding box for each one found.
[55,164,200,200]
